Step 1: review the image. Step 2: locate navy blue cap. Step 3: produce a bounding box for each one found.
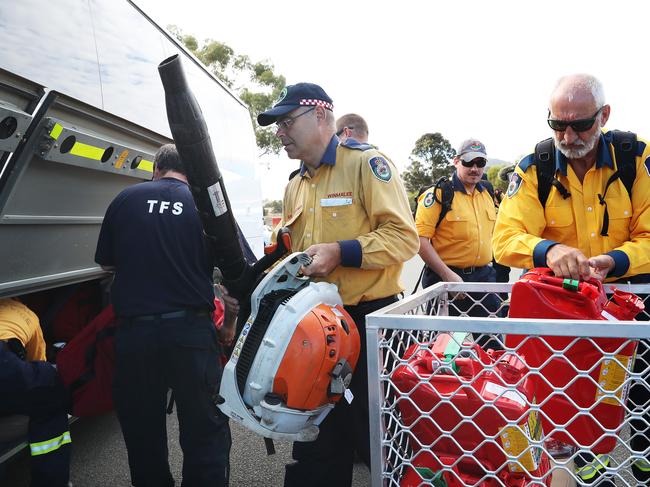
[257,82,333,126]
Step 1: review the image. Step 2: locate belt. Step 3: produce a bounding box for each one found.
[123,308,211,322]
[346,295,398,313]
[448,264,488,275]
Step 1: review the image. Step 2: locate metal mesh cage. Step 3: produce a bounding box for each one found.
[366,281,650,487]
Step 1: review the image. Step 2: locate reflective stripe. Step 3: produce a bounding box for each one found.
[30,431,72,456]
[576,454,611,481]
[69,141,104,160]
[634,458,650,472]
[49,123,63,140]
[138,159,153,172]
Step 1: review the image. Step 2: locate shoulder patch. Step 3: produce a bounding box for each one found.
[368,156,392,182]
[645,155,650,177]
[507,172,523,198]
[423,191,435,208]
[341,139,373,151]
[517,154,535,173]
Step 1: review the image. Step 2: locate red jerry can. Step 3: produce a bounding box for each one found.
[507,268,644,453]
[393,333,551,486]
[400,450,551,486]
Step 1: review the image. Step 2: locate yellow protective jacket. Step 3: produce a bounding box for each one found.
[493,130,650,280]
[0,298,46,361]
[415,173,496,268]
[277,137,419,305]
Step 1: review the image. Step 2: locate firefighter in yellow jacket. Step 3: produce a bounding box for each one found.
[493,73,650,485]
[258,82,419,487]
[0,298,71,487]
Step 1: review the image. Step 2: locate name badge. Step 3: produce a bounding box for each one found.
[320,198,352,207]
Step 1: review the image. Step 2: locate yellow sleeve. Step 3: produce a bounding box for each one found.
[26,320,46,362]
[0,299,46,361]
[355,155,419,269]
[414,187,442,239]
[607,142,650,278]
[492,163,548,269]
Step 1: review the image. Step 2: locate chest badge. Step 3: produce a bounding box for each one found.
[368,156,392,182]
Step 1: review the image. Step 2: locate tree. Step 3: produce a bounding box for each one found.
[263,199,283,215]
[402,133,456,195]
[486,165,509,193]
[169,26,286,156]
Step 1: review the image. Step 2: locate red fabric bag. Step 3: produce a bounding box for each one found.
[56,305,116,417]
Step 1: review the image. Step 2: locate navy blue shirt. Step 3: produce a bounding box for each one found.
[95,177,215,317]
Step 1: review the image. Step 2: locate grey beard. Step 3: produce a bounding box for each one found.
[555,121,601,159]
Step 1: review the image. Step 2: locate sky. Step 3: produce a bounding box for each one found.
[135,0,650,200]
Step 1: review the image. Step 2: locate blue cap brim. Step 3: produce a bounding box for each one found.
[257,104,298,126]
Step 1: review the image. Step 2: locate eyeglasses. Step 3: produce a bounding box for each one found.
[275,107,315,131]
[547,107,604,133]
[336,126,354,137]
[461,158,487,168]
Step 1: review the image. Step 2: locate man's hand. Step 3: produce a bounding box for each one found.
[588,254,615,282]
[441,270,463,284]
[441,269,466,300]
[546,244,590,280]
[301,243,342,277]
[217,285,239,347]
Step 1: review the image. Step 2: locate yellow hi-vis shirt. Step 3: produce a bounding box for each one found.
[276,137,419,305]
[0,298,46,361]
[415,173,497,268]
[493,130,650,280]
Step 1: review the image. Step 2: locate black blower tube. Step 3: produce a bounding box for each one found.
[158,54,255,301]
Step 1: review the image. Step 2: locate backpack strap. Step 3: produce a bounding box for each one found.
[611,130,637,197]
[433,176,455,229]
[534,138,571,207]
[597,130,637,236]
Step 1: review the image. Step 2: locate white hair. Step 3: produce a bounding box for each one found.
[552,74,606,108]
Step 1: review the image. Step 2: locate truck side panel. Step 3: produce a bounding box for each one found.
[0,0,264,298]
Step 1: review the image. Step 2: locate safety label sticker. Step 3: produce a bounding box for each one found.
[231,320,252,364]
[208,182,228,217]
[499,409,541,473]
[595,354,633,405]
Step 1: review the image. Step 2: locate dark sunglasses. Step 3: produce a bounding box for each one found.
[547,107,603,133]
[461,158,487,168]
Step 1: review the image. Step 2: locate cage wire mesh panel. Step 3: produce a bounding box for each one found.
[366,282,650,487]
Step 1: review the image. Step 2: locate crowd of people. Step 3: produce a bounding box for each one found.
[2,72,649,487]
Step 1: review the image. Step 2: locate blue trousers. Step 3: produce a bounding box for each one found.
[423,264,502,349]
[0,342,71,487]
[284,296,397,487]
[113,313,230,487]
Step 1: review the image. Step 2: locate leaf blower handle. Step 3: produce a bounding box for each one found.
[252,227,292,275]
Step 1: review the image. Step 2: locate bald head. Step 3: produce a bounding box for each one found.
[549,74,610,161]
[550,74,605,111]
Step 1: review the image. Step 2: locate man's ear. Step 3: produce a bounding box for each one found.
[600,104,611,127]
[314,105,326,122]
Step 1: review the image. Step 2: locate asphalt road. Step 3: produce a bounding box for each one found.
[3,412,370,487]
